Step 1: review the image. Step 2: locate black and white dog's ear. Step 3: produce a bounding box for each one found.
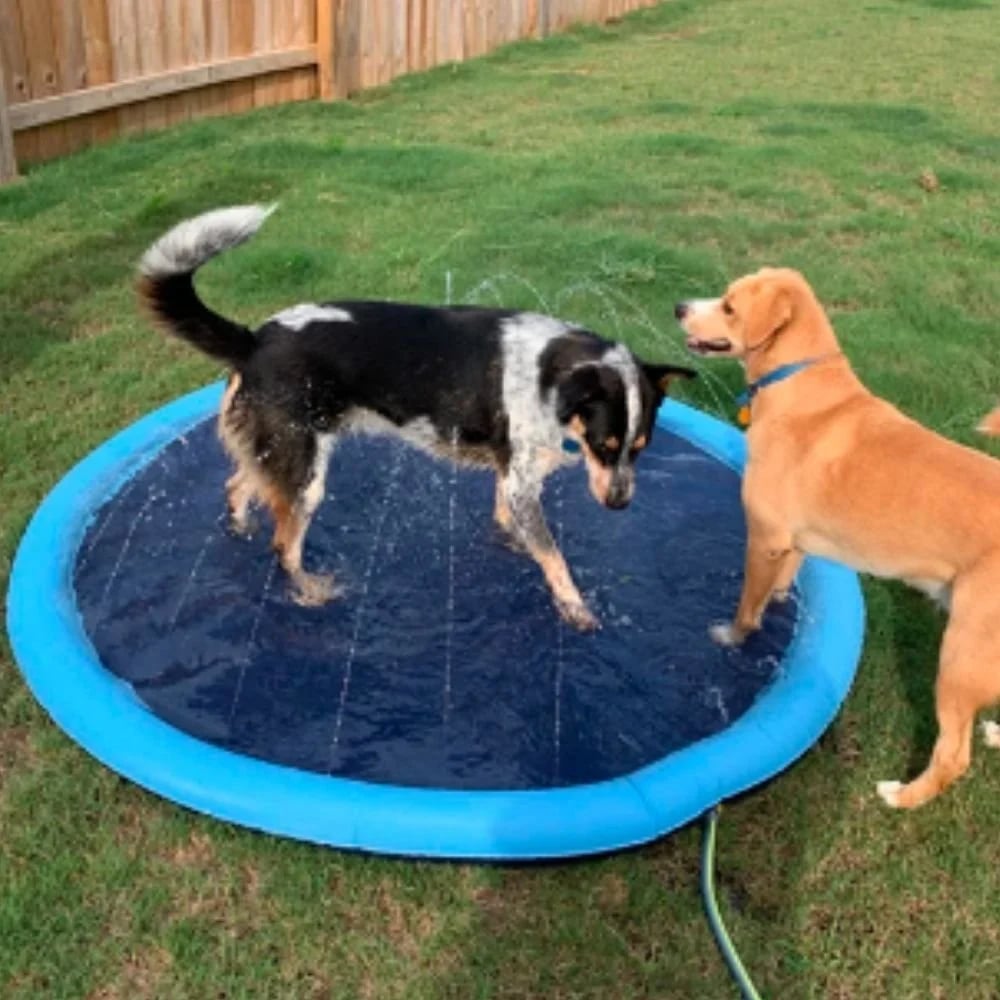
[556,366,607,424]
[642,363,698,396]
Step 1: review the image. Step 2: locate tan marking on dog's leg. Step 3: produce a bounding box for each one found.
[711,530,795,645]
[878,570,1000,808]
[226,468,256,534]
[530,544,598,632]
[218,373,266,535]
[217,374,243,456]
[266,483,337,607]
[220,372,241,415]
[494,476,512,532]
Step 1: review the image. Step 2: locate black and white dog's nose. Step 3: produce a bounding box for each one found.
[674,302,690,321]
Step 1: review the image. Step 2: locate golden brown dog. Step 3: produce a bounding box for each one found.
[675,267,1000,809]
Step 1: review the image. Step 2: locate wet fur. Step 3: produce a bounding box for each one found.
[140,205,694,628]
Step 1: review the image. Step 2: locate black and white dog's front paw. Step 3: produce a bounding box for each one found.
[558,599,600,633]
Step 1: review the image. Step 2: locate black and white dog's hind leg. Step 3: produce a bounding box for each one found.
[500,449,598,631]
[220,383,340,607]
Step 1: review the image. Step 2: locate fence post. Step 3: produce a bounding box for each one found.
[0,51,19,183]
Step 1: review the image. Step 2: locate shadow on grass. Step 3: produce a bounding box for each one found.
[710,96,1000,162]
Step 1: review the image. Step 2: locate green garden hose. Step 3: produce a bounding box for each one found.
[700,806,764,1000]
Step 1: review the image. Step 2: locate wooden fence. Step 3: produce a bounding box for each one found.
[0,0,659,182]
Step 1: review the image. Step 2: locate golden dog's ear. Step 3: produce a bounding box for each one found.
[746,280,794,351]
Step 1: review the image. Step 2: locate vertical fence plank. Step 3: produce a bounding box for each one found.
[0,0,29,104]
[433,0,446,65]
[448,0,463,62]
[392,0,407,80]
[377,0,391,86]
[204,0,231,120]
[426,0,437,66]
[333,0,360,96]
[360,0,375,87]
[290,0,315,100]
[317,0,336,98]
[0,49,18,181]
[0,0,36,163]
[18,0,60,100]
[108,0,146,137]
[81,0,117,145]
[135,0,168,130]
[462,0,477,60]
[227,0,255,113]
[537,0,549,37]
[273,0,297,107]
[180,0,208,120]
[252,0,278,108]
[51,0,91,155]
[20,0,73,158]
[406,0,420,73]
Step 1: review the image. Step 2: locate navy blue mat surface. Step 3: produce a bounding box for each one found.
[73,418,796,791]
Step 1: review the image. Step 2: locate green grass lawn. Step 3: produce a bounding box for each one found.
[3,0,1000,996]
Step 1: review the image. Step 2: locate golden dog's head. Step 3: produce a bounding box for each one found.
[674,267,820,360]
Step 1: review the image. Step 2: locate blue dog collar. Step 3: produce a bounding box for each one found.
[562,438,582,454]
[735,354,840,425]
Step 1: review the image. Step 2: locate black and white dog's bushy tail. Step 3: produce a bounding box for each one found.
[138,204,275,367]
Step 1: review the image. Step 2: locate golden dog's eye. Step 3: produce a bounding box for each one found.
[722,300,734,317]
[633,435,647,450]
[604,436,621,451]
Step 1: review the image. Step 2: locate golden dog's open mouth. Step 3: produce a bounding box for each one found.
[685,337,732,355]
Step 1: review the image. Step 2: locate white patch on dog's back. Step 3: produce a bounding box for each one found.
[501,313,576,453]
[270,303,354,330]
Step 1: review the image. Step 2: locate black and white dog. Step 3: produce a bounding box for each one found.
[139,206,694,630]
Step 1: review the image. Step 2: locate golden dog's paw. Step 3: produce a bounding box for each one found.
[875,780,904,808]
[981,720,1000,749]
[708,622,743,647]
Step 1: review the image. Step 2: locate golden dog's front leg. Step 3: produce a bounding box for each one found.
[771,549,804,603]
[710,526,796,646]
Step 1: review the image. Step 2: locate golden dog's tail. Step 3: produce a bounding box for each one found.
[977,405,1000,436]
